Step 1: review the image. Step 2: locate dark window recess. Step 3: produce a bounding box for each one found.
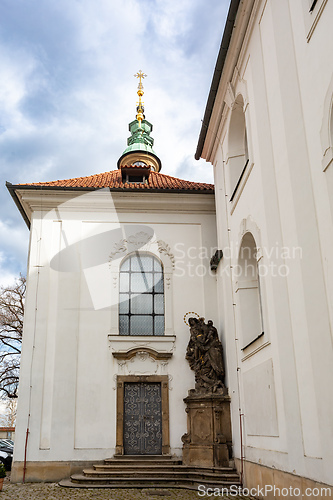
[122,172,147,184]
[128,175,144,183]
[309,0,318,11]
[230,159,249,202]
[119,253,165,336]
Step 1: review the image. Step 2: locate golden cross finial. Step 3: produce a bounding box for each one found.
[134,70,147,127]
[134,70,147,88]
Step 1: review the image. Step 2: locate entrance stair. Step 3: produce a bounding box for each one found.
[60,455,241,491]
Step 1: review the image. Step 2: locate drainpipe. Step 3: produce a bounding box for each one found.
[239,411,245,486]
[22,427,29,483]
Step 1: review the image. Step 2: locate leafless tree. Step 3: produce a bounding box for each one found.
[0,275,25,399]
[0,398,17,427]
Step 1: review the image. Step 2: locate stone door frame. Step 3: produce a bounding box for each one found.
[116,375,170,456]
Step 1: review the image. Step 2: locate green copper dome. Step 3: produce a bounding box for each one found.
[117,118,162,171]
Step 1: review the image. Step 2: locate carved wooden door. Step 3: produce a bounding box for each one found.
[123,382,162,455]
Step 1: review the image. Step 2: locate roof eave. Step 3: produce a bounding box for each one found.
[7,183,214,227]
[195,0,242,161]
[8,183,214,195]
[6,182,31,229]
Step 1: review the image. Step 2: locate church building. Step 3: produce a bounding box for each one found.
[8,0,333,494]
[195,0,333,495]
[7,72,221,484]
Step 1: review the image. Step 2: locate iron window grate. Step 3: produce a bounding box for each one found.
[119,253,165,336]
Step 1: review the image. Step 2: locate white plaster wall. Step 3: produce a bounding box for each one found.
[14,191,218,464]
[207,0,333,486]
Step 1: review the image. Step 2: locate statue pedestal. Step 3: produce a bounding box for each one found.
[182,390,232,467]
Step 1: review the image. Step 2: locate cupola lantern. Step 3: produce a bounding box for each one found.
[117,71,162,173]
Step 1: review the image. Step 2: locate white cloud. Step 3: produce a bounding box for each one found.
[0,252,21,288]
[0,0,228,278]
[0,48,38,134]
[0,221,29,286]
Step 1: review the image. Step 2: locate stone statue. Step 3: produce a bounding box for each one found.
[185,317,225,393]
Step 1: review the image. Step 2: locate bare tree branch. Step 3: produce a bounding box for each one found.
[0,275,25,399]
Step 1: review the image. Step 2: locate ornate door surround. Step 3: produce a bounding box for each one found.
[116,375,170,456]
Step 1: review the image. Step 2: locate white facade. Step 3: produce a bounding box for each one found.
[11,186,218,481]
[198,0,333,491]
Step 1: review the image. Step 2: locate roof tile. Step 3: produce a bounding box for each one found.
[17,168,214,192]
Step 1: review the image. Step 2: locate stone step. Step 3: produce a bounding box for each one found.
[110,454,175,461]
[82,468,240,481]
[60,478,240,491]
[60,454,241,490]
[70,473,241,488]
[104,456,181,466]
[93,464,236,473]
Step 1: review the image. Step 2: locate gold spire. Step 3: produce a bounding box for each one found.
[134,70,147,127]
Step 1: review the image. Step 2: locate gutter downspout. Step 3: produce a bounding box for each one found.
[22,427,29,483]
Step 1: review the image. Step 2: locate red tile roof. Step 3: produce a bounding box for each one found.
[16,168,214,192]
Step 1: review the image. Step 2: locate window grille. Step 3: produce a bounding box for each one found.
[119,253,164,335]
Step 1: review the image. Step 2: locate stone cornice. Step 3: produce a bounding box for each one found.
[12,188,216,226]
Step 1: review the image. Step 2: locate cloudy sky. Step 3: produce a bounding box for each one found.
[0,0,229,287]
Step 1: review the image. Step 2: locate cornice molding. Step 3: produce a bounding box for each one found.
[108,334,176,355]
[202,0,261,164]
[112,347,173,361]
[14,189,216,224]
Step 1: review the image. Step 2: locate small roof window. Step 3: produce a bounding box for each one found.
[128,175,145,184]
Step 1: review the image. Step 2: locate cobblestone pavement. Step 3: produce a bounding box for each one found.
[1,476,255,500]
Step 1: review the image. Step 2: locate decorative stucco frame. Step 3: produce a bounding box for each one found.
[115,374,170,456]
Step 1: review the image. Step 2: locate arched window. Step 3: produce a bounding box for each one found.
[119,253,164,336]
[227,95,249,201]
[236,232,264,349]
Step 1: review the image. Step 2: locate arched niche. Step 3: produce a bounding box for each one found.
[236,232,264,349]
[226,94,249,199]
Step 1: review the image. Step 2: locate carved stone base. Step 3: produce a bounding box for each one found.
[181,390,232,467]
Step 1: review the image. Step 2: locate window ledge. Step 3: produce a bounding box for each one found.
[241,332,264,351]
[230,161,254,215]
[241,338,271,362]
[108,334,176,355]
[322,147,333,172]
[305,0,328,42]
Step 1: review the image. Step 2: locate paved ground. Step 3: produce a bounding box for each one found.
[1,475,255,499]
